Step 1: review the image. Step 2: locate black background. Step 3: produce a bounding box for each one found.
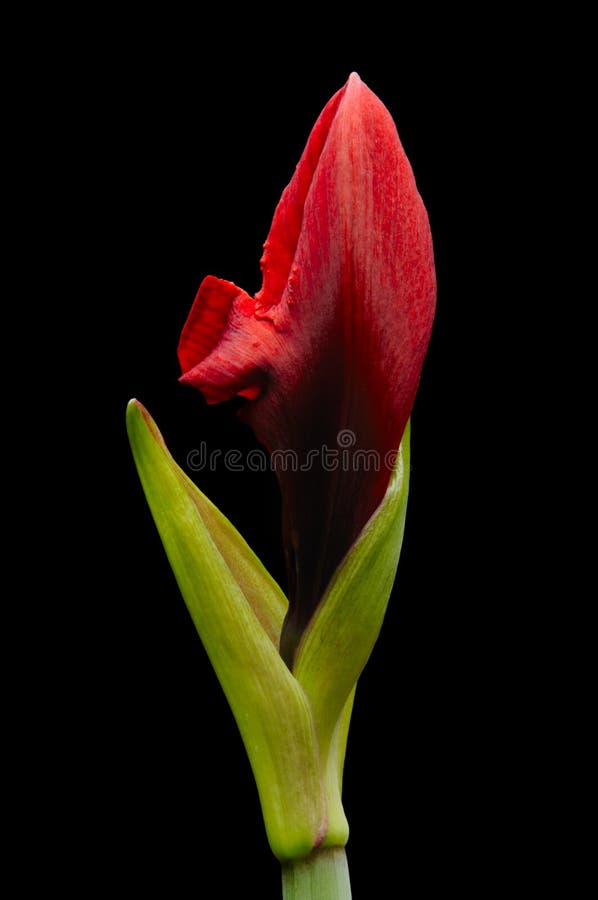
[63,27,530,896]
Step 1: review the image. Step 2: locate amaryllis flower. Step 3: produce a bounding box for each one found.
[178,73,436,664]
[129,75,436,890]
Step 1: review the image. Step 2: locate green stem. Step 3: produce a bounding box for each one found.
[281,847,352,900]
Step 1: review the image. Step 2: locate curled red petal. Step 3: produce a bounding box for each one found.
[179,73,436,664]
[178,275,244,374]
[178,276,268,404]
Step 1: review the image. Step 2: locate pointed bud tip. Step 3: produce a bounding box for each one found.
[345,71,364,94]
[341,71,380,111]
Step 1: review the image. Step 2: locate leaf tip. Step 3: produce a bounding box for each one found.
[126,399,170,461]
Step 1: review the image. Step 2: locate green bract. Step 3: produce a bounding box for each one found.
[126,399,410,861]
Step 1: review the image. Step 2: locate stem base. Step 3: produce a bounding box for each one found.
[281,847,351,900]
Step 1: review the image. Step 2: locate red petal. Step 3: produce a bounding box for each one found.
[178,275,249,375]
[178,276,267,404]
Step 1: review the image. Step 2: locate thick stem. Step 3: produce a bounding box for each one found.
[281,847,352,900]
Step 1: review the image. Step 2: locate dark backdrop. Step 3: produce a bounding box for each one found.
[80,35,515,896]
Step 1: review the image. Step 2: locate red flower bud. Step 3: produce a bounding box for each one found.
[178,74,435,663]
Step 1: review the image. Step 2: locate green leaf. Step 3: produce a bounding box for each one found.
[320,688,355,846]
[130,402,287,647]
[126,399,325,860]
[293,422,411,843]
